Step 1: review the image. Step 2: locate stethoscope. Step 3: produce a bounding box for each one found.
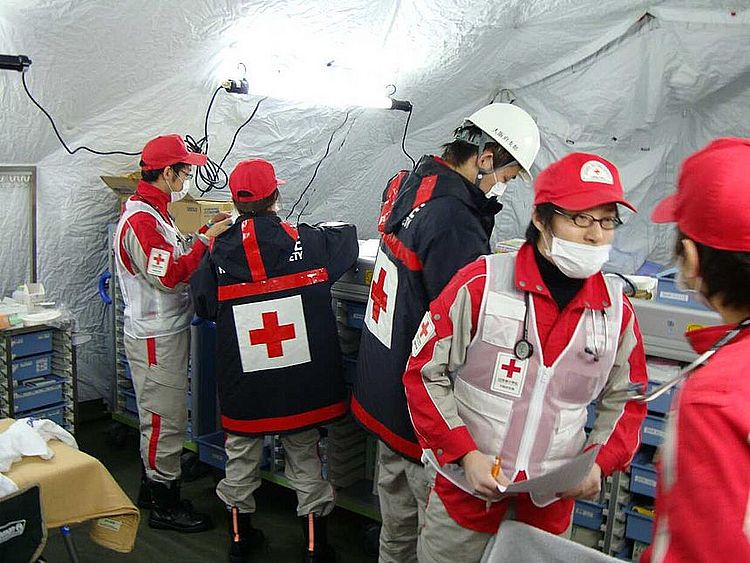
[513,292,609,362]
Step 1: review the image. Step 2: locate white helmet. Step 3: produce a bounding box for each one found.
[463,103,540,182]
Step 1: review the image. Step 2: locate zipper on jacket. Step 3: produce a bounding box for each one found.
[515,365,554,472]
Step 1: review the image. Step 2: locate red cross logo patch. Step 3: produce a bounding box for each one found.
[364,249,398,349]
[580,160,614,185]
[411,312,436,357]
[146,248,171,277]
[232,295,311,372]
[490,352,528,398]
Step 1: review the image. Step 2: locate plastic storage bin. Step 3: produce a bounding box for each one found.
[196,431,228,469]
[346,302,366,330]
[22,402,66,426]
[655,268,709,310]
[12,376,64,413]
[641,415,666,447]
[573,500,605,530]
[11,353,53,382]
[10,330,53,359]
[625,509,654,544]
[646,381,675,415]
[630,463,657,498]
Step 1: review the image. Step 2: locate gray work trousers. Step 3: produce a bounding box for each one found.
[377,442,430,563]
[216,428,336,517]
[124,329,190,484]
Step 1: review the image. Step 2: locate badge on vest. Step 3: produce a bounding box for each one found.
[146,248,171,277]
[232,295,311,372]
[412,312,436,357]
[490,352,528,398]
[364,249,399,349]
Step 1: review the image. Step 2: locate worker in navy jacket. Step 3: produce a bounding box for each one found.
[191,158,358,563]
[352,103,541,562]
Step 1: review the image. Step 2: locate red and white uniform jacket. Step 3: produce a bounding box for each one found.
[641,325,750,563]
[403,243,647,534]
[114,180,207,338]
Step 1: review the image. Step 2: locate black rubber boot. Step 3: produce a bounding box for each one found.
[137,466,153,509]
[228,507,266,563]
[148,480,213,533]
[301,514,335,563]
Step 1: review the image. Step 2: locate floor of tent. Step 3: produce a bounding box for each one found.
[41,409,380,563]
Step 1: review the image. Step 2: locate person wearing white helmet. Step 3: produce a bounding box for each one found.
[353,103,541,562]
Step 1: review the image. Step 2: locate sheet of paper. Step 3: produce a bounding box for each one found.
[422,446,600,499]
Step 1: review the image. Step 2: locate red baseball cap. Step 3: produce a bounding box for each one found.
[229,159,286,202]
[652,137,750,251]
[534,152,636,212]
[141,134,208,171]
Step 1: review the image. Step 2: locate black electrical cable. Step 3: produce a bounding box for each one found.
[286,109,352,223]
[612,272,638,296]
[218,97,267,171]
[21,71,140,156]
[400,105,415,168]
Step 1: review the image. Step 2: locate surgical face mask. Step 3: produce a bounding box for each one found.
[485,170,507,199]
[544,234,611,279]
[675,261,711,308]
[169,177,191,203]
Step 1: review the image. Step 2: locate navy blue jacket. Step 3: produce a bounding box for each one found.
[191,212,358,436]
[353,155,502,460]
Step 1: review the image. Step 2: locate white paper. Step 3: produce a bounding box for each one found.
[422,446,600,499]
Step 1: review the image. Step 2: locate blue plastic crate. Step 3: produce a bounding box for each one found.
[343,355,357,386]
[641,415,666,447]
[573,499,605,530]
[346,302,366,330]
[646,381,675,415]
[12,376,64,413]
[11,353,53,382]
[21,402,66,426]
[122,390,138,414]
[655,268,709,311]
[584,402,596,430]
[630,463,657,498]
[10,330,53,359]
[625,509,654,544]
[195,431,227,470]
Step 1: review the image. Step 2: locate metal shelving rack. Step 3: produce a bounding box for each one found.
[0,324,77,433]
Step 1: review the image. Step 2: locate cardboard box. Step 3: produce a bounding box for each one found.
[169,198,235,234]
[100,173,140,198]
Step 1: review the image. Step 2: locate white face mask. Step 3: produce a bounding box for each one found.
[486,180,507,199]
[545,234,611,279]
[169,177,191,203]
[676,261,710,308]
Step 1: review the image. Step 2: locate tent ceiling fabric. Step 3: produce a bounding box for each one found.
[0,0,748,401]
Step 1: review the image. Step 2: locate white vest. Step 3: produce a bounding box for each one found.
[114,200,193,339]
[444,252,622,506]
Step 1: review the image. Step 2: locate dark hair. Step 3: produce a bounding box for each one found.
[234,189,279,215]
[139,161,189,183]
[674,228,750,310]
[440,124,515,168]
[524,203,557,243]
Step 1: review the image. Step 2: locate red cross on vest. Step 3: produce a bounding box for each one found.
[153,253,166,265]
[370,269,388,323]
[501,358,522,378]
[249,311,296,358]
[419,319,430,337]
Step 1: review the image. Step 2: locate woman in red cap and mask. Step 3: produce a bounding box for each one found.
[402,152,648,562]
[641,138,750,563]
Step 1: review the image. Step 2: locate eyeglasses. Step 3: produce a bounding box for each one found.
[554,209,622,230]
[179,171,194,181]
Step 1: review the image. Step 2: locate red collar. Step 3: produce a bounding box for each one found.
[133,180,171,218]
[513,242,612,310]
[686,322,750,354]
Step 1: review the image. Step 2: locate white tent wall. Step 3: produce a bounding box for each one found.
[1,1,749,402]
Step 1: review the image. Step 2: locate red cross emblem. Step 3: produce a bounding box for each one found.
[370,269,388,323]
[249,311,296,358]
[500,358,522,378]
[419,319,430,337]
[153,253,166,265]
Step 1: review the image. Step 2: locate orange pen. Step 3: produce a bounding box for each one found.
[485,455,502,511]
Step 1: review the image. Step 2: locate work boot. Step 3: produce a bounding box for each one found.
[227,506,266,563]
[300,513,335,562]
[148,480,213,533]
[137,466,153,509]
